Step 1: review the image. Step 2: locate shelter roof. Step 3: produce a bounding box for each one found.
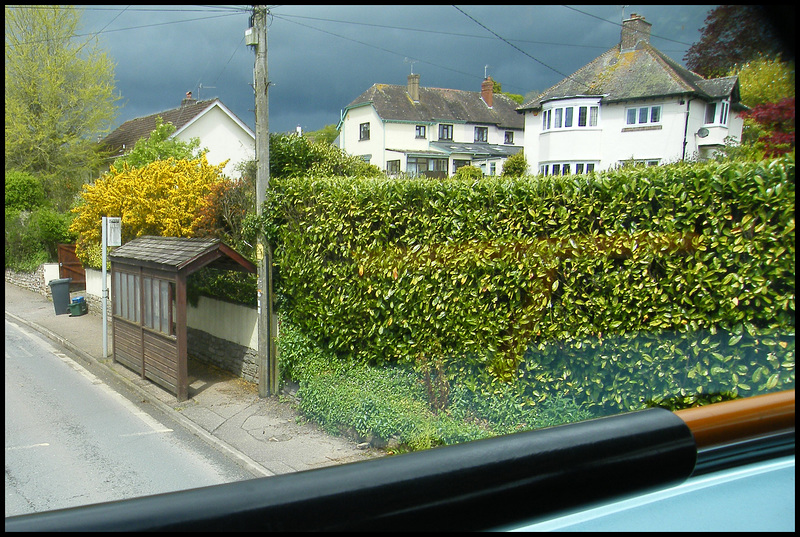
[109,236,255,275]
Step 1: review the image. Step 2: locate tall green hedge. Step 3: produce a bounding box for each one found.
[264,156,795,413]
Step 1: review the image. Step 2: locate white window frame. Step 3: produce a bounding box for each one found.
[539,161,596,176]
[705,99,730,126]
[542,100,600,131]
[626,105,662,126]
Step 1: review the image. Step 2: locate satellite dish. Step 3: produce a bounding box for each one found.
[696,127,709,138]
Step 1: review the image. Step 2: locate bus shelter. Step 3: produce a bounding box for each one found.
[109,236,256,401]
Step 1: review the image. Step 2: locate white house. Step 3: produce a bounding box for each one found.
[517,14,746,176]
[338,75,524,177]
[100,94,255,178]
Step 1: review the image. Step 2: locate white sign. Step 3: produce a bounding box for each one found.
[107,217,122,246]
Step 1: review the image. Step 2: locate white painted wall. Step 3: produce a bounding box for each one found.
[523,97,744,174]
[42,263,60,285]
[341,102,524,176]
[177,104,255,178]
[85,267,110,297]
[187,296,257,350]
[339,104,384,168]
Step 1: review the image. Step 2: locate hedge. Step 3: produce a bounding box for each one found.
[264,156,795,413]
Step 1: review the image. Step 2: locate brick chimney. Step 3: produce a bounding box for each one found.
[620,13,652,51]
[481,77,494,108]
[407,74,420,102]
[182,91,196,106]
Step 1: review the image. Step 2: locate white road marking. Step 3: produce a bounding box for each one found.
[6,443,50,451]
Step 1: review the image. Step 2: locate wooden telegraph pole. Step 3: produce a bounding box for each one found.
[251,5,278,396]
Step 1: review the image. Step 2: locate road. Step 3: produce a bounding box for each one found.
[4,318,260,518]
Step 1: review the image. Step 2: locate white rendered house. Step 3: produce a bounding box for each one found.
[100,94,255,179]
[517,14,745,176]
[338,75,524,177]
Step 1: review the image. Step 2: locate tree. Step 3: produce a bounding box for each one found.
[453,165,483,181]
[5,170,46,212]
[741,98,795,157]
[491,79,524,105]
[268,133,382,179]
[729,55,795,108]
[304,124,339,145]
[5,5,120,209]
[69,156,226,267]
[112,117,205,169]
[500,152,528,177]
[684,6,788,78]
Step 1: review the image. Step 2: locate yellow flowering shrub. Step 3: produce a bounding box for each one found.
[70,156,227,267]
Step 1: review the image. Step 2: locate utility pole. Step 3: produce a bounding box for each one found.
[251,5,278,396]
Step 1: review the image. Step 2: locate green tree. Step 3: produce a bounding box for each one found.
[269,133,381,179]
[729,55,795,108]
[304,124,340,145]
[453,165,483,181]
[5,5,120,209]
[5,170,46,211]
[491,80,524,105]
[112,117,205,169]
[500,152,528,177]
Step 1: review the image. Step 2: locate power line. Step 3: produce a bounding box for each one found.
[275,12,611,51]
[269,13,483,86]
[452,5,577,83]
[561,5,696,48]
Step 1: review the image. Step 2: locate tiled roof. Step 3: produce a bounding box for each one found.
[99,99,219,157]
[518,43,743,111]
[347,84,524,129]
[109,236,255,275]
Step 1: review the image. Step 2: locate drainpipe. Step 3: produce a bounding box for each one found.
[681,95,694,161]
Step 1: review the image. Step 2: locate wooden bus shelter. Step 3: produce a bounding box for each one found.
[109,236,256,401]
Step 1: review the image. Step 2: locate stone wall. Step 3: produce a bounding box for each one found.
[187,327,259,384]
[5,266,48,296]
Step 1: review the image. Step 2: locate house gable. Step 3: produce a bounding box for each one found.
[98,96,255,178]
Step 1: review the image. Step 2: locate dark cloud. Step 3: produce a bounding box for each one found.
[77,5,717,135]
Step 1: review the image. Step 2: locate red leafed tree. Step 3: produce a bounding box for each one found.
[742,98,795,157]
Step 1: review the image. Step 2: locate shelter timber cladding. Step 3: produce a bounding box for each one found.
[109,236,255,401]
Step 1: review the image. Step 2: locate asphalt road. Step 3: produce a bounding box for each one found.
[5,318,260,518]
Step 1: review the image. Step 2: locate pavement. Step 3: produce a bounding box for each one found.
[4,280,384,479]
